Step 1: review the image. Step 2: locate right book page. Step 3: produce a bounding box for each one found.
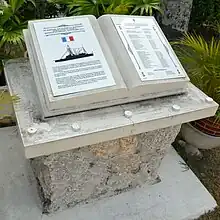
[98,15,189,97]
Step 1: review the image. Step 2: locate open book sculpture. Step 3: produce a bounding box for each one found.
[23,15,189,118]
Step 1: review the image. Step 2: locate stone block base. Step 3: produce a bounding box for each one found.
[30,125,181,213]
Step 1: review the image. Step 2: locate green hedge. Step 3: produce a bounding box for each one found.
[190,0,220,29]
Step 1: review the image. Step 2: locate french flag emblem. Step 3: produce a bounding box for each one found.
[61,36,74,42]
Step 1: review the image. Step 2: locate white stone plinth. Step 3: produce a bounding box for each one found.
[4,59,218,158]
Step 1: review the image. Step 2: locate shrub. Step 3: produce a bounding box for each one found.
[49,0,162,17]
[190,0,220,31]
[173,34,220,121]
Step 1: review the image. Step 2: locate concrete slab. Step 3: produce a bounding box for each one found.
[0,127,41,220]
[4,59,218,158]
[0,126,217,220]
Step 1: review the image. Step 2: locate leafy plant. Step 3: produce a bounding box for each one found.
[173,34,220,121]
[103,0,133,15]
[189,0,220,31]
[0,0,27,52]
[0,0,47,77]
[131,0,162,16]
[49,0,162,17]
[30,0,66,19]
[0,89,19,118]
[0,0,30,75]
[67,0,105,17]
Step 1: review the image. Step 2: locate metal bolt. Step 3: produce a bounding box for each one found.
[124,110,133,118]
[71,123,80,132]
[27,127,37,134]
[172,104,180,111]
[205,97,213,103]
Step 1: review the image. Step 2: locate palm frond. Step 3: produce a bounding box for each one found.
[0,23,25,50]
[103,0,133,14]
[9,0,25,12]
[0,0,29,64]
[0,90,20,109]
[173,34,220,120]
[67,0,102,17]
[131,0,162,16]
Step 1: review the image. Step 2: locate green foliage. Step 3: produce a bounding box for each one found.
[0,0,30,74]
[0,0,27,50]
[131,0,162,16]
[190,0,220,30]
[173,34,220,121]
[49,0,162,17]
[66,0,106,17]
[0,89,19,118]
[0,0,27,73]
[102,0,133,15]
[31,0,66,19]
[0,0,61,59]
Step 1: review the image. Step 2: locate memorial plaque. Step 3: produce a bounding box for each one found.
[32,18,116,97]
[111,17,185,81]
[24,15,190,118]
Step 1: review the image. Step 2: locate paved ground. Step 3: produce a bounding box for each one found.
[0,126,217,220]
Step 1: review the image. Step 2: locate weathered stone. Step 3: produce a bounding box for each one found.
[160,0,193,32]
[30,125,181,213]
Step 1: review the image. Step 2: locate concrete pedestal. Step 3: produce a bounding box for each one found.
[4,59,218,214]
[31,125,180,213]
[0,126,217,220]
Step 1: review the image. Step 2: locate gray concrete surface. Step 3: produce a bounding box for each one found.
[31,125,180,213]
[0,126,217,220]
[0,127,42,220]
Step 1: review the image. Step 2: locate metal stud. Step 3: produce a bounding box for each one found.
[172,104,180,111]
[205,97,213,103]
[124,110,133,118]
[27,127,37,134]
[71,123,81,132]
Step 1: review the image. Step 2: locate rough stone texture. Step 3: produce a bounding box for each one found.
[160,0,193,32]
[30,125,181,213]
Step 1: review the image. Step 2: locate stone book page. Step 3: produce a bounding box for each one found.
[31,17,116,97]
[110,17,185,81]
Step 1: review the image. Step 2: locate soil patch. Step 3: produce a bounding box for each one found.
[174,143,220,219]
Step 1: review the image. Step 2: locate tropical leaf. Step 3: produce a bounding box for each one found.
[131,0,162,16]
[0,23,26,51]
[49,0,135,17]
[0,6,14,26]
[25,0,36,7]
[103,0,133,14]
[173,34,220,121]
[66,0,102,17]
[0,90,20,115]
[0,0,34,75]
[9,0,25,13]
[0,92,19,120]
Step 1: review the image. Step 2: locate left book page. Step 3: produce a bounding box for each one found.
[29,17,116,97]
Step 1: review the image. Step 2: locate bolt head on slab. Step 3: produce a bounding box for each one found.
[172,104,180,111]
[27,127,38,134]
[71,123,81,132]
[205,97,213,103]
[124,110,133,118]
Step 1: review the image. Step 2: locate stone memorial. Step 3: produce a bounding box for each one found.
[24,15,189,118]
[4,15,218,214]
